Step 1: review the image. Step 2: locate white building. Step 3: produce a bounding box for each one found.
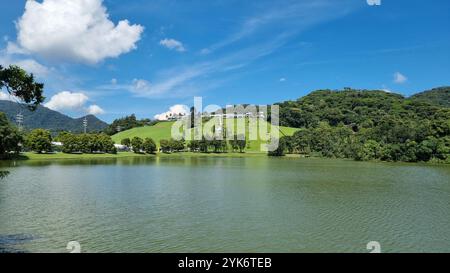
[114,144,129,151]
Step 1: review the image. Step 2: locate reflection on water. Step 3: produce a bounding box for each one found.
[1,156,450,253]
[0,234,34,253]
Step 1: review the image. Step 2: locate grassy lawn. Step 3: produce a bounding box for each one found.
[5,121,299,162]
[21,152,150,160]
[111,120,300,153]
[112,121,175,146]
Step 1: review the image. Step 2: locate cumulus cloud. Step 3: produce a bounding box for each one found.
[87,104,105,115]
[6,41,28,55]
[15,0,144,64]
[394,72,407,84]
[44,91,89,111]
[132,78,152,92]
[154,104,189,121]
[14,59,50,77]
[0,50,50,79]
[0,91,19,102]
[44,91,105,115]
[128,78,153,96]
[159,38,186,52]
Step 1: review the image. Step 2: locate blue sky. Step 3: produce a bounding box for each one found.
[0,0,449,122]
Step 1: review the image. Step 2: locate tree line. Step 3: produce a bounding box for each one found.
[120,135,247,154]
[0,118,119,156]
[104,114,158,135]
[120,137,157,154]
[55,131,116,154]
[271,89,450,162]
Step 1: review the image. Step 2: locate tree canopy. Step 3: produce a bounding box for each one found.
[104,114,157,135]
[25,129,52,154]
[0,112,22,158]
[273,89,450,162]
[0,65,45,110]
[143,138,157,154]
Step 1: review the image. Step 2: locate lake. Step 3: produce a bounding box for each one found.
[1,156,449,253]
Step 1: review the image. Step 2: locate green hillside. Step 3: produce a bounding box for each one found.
[274,88,450,162]
[112,121,175,145]
[409,86,450,108]
[112,120,299,153]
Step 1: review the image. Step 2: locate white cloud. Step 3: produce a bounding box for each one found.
[6,42,28,55]
[279,78,286,82]
[44,91,105,115]
[131,78,152,93]
[154,104,189,121]
[0,91,19,102]
[0,50,50,78]
[44,91,89,111]
[159,38,186,52]
[15,0,144,64]
[14,59,50,77]
[394,72,407,84]
[111,78,118,85]
[87,104,105,115]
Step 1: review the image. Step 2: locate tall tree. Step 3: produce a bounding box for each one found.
[0,65,45,110]
[121,138,131,147]
[0,112,23,159]
[143,138,157,154]
[131,137,143,153]
[25,129,52,154]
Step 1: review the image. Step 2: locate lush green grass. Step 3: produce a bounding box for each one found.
[112,120,300,153]
[21,152,150,160]
[112,121,175,146]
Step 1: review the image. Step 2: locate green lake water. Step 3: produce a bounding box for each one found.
[1,156,449,253]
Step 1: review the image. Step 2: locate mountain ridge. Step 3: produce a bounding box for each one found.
[0,100,108,133]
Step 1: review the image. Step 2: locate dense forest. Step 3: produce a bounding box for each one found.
[274,88,450,162]
[410,86,450,108]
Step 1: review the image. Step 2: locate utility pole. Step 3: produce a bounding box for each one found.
[83,116,88,134]
[16,112,24,131]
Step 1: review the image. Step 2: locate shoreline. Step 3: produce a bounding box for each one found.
[0,152,448,165]
[2,151,268,161]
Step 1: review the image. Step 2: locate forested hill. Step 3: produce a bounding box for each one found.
[409,87,450,108]
[277,88,449,129]
[0,100,108,133]
[276,88,450,162]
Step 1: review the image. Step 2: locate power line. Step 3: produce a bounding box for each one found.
[16,112,24,131]
[83,117,87,134]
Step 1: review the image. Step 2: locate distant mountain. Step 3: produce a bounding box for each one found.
[0,100,108,133]
[410,86,450,107]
